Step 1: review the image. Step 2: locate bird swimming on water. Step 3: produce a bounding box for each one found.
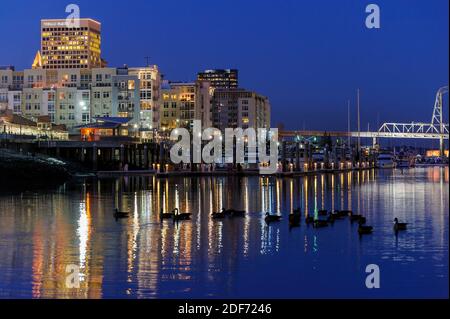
[394,218,407,231]
[265,212,282,224]
[358,220,373,235]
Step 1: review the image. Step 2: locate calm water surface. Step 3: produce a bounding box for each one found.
[0,167,448,299]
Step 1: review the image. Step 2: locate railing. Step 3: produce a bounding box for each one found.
[377,122,449,139]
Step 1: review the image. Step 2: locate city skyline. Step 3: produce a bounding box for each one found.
[0,15,272,138]
[0,1,448,304]
[0,0,448,133]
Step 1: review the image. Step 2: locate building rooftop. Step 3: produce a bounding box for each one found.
[41,18,101,26]
[76,122,123,130]
[94,117,132,124]
[0,114,37,127]
[201,69,237,73]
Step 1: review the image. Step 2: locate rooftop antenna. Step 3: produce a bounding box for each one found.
[144,56,151,67]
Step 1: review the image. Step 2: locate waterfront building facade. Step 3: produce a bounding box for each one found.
[0,111,68,139]
[159,80,212,131]
[129,66,161,134]
[197,69,238,89]
[0,66,162,133]
[212,88,271,131]
[1,67,270,135]
[1,18,272,138]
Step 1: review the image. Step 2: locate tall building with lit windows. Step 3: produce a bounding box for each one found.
[197,69,238,89]
[0,66,162,131]
[40,18,102,69]
[128,66,161,132]
[212,89,270,131]
[159,80,212,131]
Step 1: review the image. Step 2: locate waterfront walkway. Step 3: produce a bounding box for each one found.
[96,165,376,178]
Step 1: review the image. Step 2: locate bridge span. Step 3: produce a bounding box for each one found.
[280,86,449,154]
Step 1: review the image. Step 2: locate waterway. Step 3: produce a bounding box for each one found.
[0,167,448,298]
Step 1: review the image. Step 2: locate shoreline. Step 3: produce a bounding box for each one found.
[0,149,71,191]
[2,146,446,185]
[95,164,448,178]
[96,166,375,178]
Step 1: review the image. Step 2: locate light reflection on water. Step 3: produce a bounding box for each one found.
[0,167,448,299]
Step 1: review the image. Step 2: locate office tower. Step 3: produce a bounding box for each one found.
[197,69,238,89]
[40,18,102,69]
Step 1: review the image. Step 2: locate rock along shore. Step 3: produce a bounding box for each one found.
[0,149,71,190]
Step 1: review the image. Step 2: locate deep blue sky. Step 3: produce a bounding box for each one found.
[0,0,448,132]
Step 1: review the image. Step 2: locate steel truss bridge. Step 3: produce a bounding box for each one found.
[280,86,449,155]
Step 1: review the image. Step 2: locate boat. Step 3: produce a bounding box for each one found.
[376,152,396,169]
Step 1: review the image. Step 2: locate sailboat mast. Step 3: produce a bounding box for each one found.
[357,89,361,157]
[347,100,351,148]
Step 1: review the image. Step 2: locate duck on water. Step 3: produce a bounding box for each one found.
[289,208,301,227]
[358,220,373,235]
[113,208,130,220]
[394,218,408,231]
[212,208,246,219]
[172,208,191,221]
[211,209,226,219]
[160,208,174,220]
[265,212,282,224]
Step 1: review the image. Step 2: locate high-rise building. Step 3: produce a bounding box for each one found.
[212,88,271,131]
[197,69,238,89]
[40,18,102,69]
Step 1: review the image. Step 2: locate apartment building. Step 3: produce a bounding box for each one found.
[129,66,161,132]
[212,89,271,131]
[0,66,161,132]
[159,80,212,131]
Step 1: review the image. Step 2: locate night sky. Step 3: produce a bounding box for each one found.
[0,0,448,133]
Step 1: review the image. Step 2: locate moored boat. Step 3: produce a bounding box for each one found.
[377,152,396,169]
